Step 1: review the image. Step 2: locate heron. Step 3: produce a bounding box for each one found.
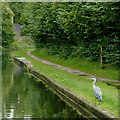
[92,77,102,105]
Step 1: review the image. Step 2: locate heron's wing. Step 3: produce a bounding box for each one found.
[94,86,102,95]
[94,86,102,100]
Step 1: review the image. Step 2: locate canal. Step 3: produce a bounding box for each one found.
[2,60,86,119]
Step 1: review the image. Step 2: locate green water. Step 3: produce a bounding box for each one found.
[2,60,85,119]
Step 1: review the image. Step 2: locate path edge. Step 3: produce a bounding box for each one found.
[13,57,115,120]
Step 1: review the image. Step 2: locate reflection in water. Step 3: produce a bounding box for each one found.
[2,61,86,119]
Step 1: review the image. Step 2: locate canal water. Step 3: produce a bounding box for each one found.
[2,60,86,119]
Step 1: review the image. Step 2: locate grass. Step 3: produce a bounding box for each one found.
[12,49,118,118]
[31,48,118,80]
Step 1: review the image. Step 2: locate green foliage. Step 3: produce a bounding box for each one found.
[10,36,35,50]
[21,2,120,65]
[8,2,26,24]
[2,3,15,49]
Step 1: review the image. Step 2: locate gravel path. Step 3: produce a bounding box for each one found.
[27,51,119,83]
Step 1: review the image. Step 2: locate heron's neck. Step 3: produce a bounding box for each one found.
[92,79,96,89]
[93,83,95,89]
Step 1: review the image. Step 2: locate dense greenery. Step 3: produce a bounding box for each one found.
[8,2,26,24]
[0,2,15,61]
[20,2,119,67]
[2,3,15,56]
[11,36,35,50]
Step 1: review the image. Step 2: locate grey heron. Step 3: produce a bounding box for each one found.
[92,77,102,105]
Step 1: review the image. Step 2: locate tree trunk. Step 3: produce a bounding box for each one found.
[100,45,103,68]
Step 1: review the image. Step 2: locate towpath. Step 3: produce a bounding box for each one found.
[27,51,119,83]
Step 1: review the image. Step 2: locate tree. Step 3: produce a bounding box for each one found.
[2,3,15,49]
[8,2,26,24]
[20,2,120,66]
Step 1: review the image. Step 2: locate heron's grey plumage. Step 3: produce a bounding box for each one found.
[94,86,102,101]
[92,77,102,102]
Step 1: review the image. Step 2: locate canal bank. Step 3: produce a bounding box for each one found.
[2,59,81,118]
[13,57,116,120]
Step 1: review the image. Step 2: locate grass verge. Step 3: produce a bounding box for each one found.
[12,49,118,118]
[32,48,118,80]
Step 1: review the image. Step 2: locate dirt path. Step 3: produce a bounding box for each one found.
[27,51,119,83]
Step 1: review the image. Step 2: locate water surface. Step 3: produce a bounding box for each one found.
[2,60,85,119]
